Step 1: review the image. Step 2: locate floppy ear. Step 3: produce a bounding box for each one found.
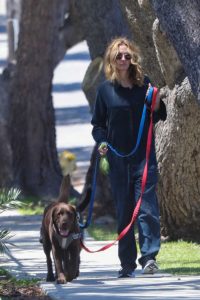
[71,205,80,232]
[49,206,57,231]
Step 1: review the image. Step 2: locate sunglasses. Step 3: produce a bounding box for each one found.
[115,52,132,60]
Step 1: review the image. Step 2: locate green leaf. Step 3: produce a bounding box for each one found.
[0,228,14,255]
[0,188,22,212]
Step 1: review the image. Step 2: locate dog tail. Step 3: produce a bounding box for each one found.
[58,175,71,203]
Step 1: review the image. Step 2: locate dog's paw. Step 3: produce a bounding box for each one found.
[57,274,67,284]
[46,274,55,282]
[66,272,78,282]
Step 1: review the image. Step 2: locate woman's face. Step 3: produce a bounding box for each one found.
[115,44,131,73]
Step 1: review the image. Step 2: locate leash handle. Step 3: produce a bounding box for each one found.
[81,87,158,253]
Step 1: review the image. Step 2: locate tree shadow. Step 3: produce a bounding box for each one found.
[63,52,90,61]
[0,58,7,67]
[53,82,81,93]
[163,267,200,275]
[55,105,91,126]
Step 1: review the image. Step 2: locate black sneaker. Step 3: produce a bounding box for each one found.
[118,267,135,278]
[141,259,159,274]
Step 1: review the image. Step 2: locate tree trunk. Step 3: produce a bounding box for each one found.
[75,0,131,58]
[151,0,200,102]
[9,0,64,197]
[0,72,13,187]
[156,78,200,241]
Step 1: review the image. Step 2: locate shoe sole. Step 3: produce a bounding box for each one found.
[142,267,159,274]
[142,261,159,275]
[118,272,135,278]
[118,274,135,278]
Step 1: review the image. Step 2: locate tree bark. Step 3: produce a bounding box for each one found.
[0,72,13,187]
[151,0,200,103]
[75,0,131,59]
[53,0,86,66]
[119,0,165,87]
[156,78,200,241]
[9,0,64,197]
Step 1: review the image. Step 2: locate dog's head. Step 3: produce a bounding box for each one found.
[51,203,79,237]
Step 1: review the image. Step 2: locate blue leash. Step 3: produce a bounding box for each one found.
[107,86,153,157]
[79,156,99,229]
[79,87,154,229]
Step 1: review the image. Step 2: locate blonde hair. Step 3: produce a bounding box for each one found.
[104,37,144,86]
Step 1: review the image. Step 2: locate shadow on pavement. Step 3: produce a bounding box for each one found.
[63,52,90,61]
[55,105,91,126]
[53,82,81,93]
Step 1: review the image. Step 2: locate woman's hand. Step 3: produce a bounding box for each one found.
[98,142,108,156]
[154,91,160,111]
[146,83,160,111]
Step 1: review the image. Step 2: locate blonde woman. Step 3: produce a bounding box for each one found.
[91,37,166,278]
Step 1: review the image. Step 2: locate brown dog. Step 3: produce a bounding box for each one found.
[41,175,81,284]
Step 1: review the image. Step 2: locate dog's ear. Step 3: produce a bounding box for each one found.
[70,205,80,232]
[49,205,58,229]
[58,175,71,203]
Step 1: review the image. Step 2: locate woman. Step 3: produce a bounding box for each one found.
[91,37,166,278]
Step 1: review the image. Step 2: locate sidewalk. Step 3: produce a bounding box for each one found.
[1,210,200,300]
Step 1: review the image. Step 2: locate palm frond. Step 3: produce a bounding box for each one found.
[0,228,14,255]
[0,188,22,211]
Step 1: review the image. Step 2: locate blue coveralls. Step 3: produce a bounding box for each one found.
[91,76,167,269]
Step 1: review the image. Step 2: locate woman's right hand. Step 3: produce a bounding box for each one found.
[98,142,108,156]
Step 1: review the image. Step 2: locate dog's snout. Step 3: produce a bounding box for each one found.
[61,222,68,230]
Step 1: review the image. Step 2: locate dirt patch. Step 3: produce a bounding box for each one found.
[0,281,51,299]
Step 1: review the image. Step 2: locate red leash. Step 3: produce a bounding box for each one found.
[81,87,158,253]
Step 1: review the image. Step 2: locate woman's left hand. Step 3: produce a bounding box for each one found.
[146,83,160,111]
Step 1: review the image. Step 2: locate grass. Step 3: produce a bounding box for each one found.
[18,196,78,215]
[88,223,200,275]
[0,268,40,285]
[18,196,44,215]
[157,240,200,275]
[87,223,117,241]
[0,268,10,278]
